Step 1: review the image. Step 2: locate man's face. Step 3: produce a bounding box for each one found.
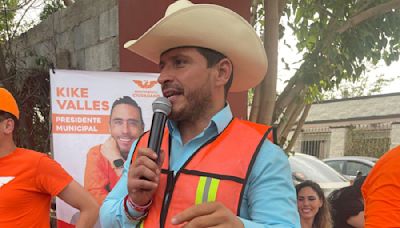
[158,47,216,122]
[109,104,143,158]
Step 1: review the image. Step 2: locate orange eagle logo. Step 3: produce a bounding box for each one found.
[132,80,158,89]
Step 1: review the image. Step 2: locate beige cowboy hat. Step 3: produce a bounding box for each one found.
[124,0,268,92]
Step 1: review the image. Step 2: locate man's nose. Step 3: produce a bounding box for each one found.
[122,121,129,133]
[158,66,173,85]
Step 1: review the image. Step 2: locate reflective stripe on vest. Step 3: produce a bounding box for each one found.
[131,118,272,228]
[195,176,220,204]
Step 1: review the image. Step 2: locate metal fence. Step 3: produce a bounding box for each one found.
[299,128,331,159]
[298,123,392,159]
[346,123,391,158]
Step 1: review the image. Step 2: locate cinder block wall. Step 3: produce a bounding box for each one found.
[13,0,119,71]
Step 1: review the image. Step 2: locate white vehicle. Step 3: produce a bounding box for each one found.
[289,152,350,196]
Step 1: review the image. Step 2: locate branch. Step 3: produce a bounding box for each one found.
[280,94,304,135]
[337,0,400,33]
[63,0,74,7]
[259,0,279,124]
[278,101,304,146]
[10,0,38,41]
[274,78,305,122]
[285,104,311,152]
[10,0,38,11]
[0,45,9,84]
[278,0,287,18]
[249,85,261,122]
[275,75,298,106]
[315,1,337,19]
[356,0,377,12]
[250,0,259,26]
[276,99,297,137]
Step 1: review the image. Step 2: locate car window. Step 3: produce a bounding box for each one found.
[345,161,372,176]
[325,160,344,173]
[289,155,347,183]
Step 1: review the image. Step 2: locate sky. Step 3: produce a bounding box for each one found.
[14,0,44,22]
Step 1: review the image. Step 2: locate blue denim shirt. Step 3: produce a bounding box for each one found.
[100,105,300,227]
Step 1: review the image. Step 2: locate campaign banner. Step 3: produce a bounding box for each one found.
[50,69,162,226]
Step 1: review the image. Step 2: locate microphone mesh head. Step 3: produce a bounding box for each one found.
[152,97,172,115]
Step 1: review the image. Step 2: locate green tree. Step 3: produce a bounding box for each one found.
[0,0,18,40]
[323,73,396,99]
[250,0,400,151]
[40,0,65,21]
[0,0,75,153]
[0,0,57,153]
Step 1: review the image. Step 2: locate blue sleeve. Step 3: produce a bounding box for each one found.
[239,140,301,228]
[99,140,143,227]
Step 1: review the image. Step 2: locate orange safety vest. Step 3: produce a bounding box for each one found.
[132,118,275,228]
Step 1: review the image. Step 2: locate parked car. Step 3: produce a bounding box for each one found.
[288,152,350,196]
[323,156,378,180]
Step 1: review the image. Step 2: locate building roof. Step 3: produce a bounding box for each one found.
[305,93,400,124]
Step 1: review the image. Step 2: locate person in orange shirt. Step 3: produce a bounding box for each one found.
[84,96,144,205]
[362,145,400,227]
[0,88,99,228]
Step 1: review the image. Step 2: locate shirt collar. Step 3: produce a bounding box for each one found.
[167,103,233,135]
[212,103,233,134]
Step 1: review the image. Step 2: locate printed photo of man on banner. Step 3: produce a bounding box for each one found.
[50,69,162,227]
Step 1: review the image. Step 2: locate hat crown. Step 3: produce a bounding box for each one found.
[165,0,194,17]
[124,0,268,92]
[0,88,19,119]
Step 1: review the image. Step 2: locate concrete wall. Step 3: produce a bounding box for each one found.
[328,127,348,157]
[13,0,118,71]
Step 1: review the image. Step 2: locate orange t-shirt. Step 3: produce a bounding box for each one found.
[0,148,73,228]
[362,145,400,227]
[84,145,120,205]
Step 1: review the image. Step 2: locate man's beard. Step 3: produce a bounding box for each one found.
[169,82,213,123]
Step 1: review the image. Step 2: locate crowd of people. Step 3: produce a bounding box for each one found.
[294,161,400,228]
[1,0,400,227]
[295,177,366,228]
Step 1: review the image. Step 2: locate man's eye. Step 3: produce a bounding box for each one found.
[127,120,139,126]
[159,63,165,70]
[174,59,185,67]
[112,120,123,125]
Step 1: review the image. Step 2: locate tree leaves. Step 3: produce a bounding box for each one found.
[252,0,400,150]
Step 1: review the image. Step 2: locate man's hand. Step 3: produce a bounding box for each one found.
[100,137,122,164]
[127,148,164,206]
[171,202,244,228]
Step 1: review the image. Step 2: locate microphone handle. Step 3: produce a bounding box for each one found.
[148,112,167,162]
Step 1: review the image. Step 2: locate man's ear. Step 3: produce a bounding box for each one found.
[214,58,232,87]
[3,119,15,135]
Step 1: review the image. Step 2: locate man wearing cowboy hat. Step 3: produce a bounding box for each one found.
[100,1,300,227]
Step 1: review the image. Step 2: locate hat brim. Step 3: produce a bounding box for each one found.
[124,4,268,92]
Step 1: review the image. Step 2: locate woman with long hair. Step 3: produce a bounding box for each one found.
[296,180,332,228]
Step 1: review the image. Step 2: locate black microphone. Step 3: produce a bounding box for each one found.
[148,97,172,162]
